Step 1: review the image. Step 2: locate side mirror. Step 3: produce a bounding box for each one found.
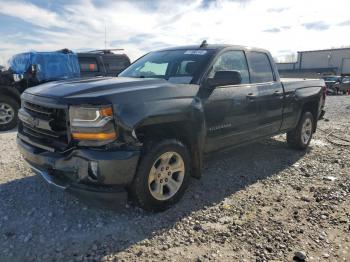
[208,70,242,87]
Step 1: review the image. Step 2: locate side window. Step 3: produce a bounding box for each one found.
[246,52,274,83]
[104,58,130,72]
[209,50,250,84]
[79,58,99,72]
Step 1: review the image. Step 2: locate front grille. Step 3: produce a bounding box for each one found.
[19,101,69,151]
[24,102,53,117]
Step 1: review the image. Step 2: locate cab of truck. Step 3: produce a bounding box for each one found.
[77,49,131,77]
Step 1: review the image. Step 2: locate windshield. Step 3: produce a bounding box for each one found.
[342,77,350,83]
[119,49,215,84]
[323,76,340,81]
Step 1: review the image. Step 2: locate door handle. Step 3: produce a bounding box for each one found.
[273,90,284,98]
[246,93,256,102]
[246,93,256,97]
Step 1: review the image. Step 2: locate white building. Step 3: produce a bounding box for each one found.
[277,48,350,78]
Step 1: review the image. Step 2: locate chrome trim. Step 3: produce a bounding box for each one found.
[30,164,67,190]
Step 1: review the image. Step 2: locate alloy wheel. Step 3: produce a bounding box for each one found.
[148,151,185,201]
[0,103,15,125]
[301,118,312,144]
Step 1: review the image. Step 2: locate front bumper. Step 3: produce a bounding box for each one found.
[17,136,140,201]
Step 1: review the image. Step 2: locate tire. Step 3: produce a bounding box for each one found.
[0,95,19,131]
[287,111,314,150]
[129,139,190,212]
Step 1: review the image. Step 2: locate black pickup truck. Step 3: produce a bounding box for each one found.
[17,43,326,211]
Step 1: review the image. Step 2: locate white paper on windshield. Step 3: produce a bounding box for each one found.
[184,50,207,55]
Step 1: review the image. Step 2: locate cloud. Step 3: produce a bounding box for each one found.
[338,20,350,26]
[0,0,68,29]
[281,26,291,30]
[267,7,289,13]
[302,21,330,31]
[263,28,281,33]
[0,0,350,65]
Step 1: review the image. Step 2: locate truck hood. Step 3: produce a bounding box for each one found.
[24,77,173,99]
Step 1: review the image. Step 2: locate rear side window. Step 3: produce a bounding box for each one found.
[209,50,250,84]
[103,57,130,72]
[79,58,99,72]
[246,52,274,83]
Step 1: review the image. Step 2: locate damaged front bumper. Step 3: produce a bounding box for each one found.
[17,136,140,203]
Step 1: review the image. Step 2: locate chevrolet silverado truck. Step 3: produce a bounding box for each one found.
[17,43,326,211]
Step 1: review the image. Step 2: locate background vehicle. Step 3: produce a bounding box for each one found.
[78,49,131,77]
[0,49,131,131]
[0,50,80,131]
[333,76,350,94]
[17,43,326,211]
[322,75,342,94]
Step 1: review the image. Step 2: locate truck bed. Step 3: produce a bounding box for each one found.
[281,78,325,91]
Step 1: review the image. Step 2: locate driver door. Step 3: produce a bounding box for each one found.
[202,50,260,153]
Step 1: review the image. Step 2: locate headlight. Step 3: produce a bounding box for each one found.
[69,106,117,143]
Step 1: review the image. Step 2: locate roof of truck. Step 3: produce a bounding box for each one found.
[157,44,269,53]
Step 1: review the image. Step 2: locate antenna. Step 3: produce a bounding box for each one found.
[104,24,107,49]
[200,40,208,48]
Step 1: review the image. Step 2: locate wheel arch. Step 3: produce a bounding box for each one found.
[134,118,205,178]
[301,100,319,132]
[0,86,21,105]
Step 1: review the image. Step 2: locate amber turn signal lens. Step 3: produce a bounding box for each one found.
[100,107,113,117]
[72,131,117,141]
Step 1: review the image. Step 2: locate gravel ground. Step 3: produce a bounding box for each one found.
[0,95,349,262]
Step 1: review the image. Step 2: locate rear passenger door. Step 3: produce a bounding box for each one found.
[245,51,284,136]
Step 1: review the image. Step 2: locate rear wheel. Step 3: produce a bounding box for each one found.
[287,111,314,150]
[129,139,190,212]
[0,95,19,131]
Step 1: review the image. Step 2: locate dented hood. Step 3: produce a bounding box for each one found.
[24,77,171,99]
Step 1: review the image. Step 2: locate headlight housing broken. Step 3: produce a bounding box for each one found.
[69,106,117,145]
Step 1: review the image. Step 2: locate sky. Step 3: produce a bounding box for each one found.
[0,0,350,65]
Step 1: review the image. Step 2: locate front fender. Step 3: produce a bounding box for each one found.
[115,96,206,178]
[114,96,203,133]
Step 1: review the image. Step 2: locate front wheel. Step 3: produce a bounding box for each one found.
[0,95,19,131]
[129,139,190,212]
[287,111,314,150]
